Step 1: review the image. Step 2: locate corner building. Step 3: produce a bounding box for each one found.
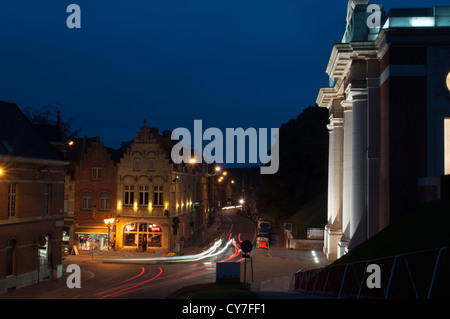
[0,101,67,293]
[115,121,197,252]
[318,1,450,261]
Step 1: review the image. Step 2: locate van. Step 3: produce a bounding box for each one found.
[258,221,271,233]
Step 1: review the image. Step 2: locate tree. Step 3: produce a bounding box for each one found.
[256,105,329,221]
[22,104,81,139]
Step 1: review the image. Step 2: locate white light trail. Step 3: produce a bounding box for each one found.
[103,238,234,264]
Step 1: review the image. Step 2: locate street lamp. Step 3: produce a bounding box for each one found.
[104,215,115,250]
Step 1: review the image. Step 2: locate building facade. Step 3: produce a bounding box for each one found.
[318,1,450,261]
[65,137,119,252]
[115,121,199,252]
[0,101,67,293]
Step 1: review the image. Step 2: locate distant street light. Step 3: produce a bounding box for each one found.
[239,199,244,205]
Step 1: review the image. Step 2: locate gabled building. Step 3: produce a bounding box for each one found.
[318,1,450,261]
[0,101,67,293]
[115,121,199,252]
[64,137,120,252]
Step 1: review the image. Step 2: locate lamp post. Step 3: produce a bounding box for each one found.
[104,215,115,250]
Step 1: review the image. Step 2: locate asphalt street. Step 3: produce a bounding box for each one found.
[0,208,329,299]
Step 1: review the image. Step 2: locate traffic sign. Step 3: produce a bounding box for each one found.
[241,240,253,253]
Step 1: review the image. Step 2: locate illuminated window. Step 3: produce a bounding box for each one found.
[123,222,162,248]
[446,72,450,92]
[153,186,163,206]
[139,186,149,206]
[124,185,134,206]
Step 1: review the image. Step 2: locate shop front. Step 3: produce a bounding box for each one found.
[122,222,162,251]
[75,225,111,251]
[113,217,170,251]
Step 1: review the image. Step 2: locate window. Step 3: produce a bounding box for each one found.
[124,185,134,205]
[82,192,92,210]
[5,239,16,276]
[153,186,163,206]
[148,158,155,170]
[133,159,140,171]
[64,198,69,214]
[8,183,16,218]
[43,184,50,216]
[139,186,149,206]
[447,71,450,92]
[123,222,162,248]
[38,235,50,266]
[100,192,110,211]
[92,164,102,180]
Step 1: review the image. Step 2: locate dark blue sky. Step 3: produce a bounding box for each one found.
[0,0,446,149]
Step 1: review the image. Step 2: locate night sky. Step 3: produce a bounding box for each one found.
[0,0,446,149]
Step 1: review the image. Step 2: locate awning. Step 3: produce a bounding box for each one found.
[75,226,108,234]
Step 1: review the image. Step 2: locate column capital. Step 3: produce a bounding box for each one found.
[345,83,368,101]
[341,99,353,111]
[331,117,344,127]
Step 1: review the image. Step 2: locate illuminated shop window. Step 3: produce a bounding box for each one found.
[445,118,450,175]
[123,222,162,249]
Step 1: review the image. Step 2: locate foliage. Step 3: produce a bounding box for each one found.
[22,104,81,138]
[256,105,329,222]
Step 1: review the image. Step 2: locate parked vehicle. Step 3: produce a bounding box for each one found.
[258,221,271,233]
[257,232,270,248]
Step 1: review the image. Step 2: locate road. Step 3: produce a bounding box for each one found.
[2,208,261,299]
[2,209,328,299]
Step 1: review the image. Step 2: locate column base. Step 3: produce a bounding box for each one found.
[338,237,350,259]
[324,225,342,262]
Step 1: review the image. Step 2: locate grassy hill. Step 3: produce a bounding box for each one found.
[333,200,450,265]
[284,192,327,239]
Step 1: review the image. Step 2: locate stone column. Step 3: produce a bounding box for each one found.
[323,121,334,256]
[348,90,368,251]
[325,116,344,261]
[339,100,353,257]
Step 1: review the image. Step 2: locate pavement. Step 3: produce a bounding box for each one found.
[1,215,331,299]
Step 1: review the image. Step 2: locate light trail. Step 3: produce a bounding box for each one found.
[99,235,246,298]
[99,267,163,299]
[103,238,233,264]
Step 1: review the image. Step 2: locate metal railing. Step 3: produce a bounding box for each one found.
[290,246,450,299]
